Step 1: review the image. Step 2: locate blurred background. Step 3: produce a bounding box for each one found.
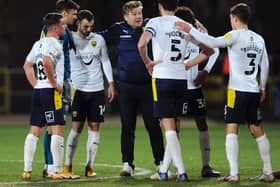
[0,0,279,121]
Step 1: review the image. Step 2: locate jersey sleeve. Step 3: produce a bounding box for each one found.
[204,48,219,73]
[190,28,236,48]
[145,18,157,37]
[41,39,61,62]
[259,44,269,90]
[99,36,113,83]
[188,34,200,46]
[25,43,38,64]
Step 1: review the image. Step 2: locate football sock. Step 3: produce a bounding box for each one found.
[24,134,39,172]
[256,134,273,175]
[51,135,64,173]
[159,132,180,173]
[43,131,53,172]
[199,131,210,167]
[226,133,238,176]
[65,129,79,166]
[86,130,100,167]
[165,130,185,175]
[159,143,171,173]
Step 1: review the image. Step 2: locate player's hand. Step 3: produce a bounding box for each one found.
[260,89,266,103]
[194,70,208,86]
[185,62,192,70]
[195,19,208,33]
[55,84,63,94]
[175,21,191,33]
[146,61,162,76]
[107,82,115,103]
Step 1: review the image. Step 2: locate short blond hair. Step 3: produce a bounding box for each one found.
[122,1,143,15]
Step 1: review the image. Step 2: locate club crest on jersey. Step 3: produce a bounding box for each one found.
[91,40,97,47]
[45,111,55,123]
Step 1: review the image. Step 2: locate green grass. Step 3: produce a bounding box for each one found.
[0,116,280,187]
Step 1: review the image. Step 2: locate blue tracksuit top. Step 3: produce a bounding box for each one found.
[41,27,75,81]
[100,19,151,84]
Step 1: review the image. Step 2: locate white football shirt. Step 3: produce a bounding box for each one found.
[70,32,113,92]
[184,42,219,89]
[145,16,199,80]
[190,28,269,92]
[26,37,64,89]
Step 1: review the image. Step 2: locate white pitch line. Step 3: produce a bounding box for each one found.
[0,159,152,186]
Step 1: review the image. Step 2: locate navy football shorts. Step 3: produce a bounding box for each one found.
[224,89,262,125]
[152,78,188,118]
[30,88,65,127]
[71,89,105,123]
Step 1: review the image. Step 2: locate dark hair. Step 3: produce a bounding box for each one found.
[77,9,94,21]
[230,3,250,24]
[43,12,63,28]
[122,1,143,15]
[157,0,179,11]
[175,6,196,26]
[56,0,80,13]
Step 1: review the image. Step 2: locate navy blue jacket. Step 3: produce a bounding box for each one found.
[100,19,151,84]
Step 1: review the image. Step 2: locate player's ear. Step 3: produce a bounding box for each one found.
[76,20,81,28]
[61,10,67,18]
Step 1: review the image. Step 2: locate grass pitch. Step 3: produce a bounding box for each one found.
[0,115,279,187]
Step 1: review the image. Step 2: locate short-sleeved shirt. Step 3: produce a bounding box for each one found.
[26,37,64,88]
[145,15,199,80]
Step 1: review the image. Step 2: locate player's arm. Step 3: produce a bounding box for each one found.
[23,61,36,88]
[176,21,233,48]
[43,56,62,93]
[185,52,209,70]
[185,40,214,70]
[204,48,219,73]
[138,31,152,65]
[138,31,155,75]
[259,46,269,103]
[23,44,37,88]
[100,36,115,103]
[194,48,220,85]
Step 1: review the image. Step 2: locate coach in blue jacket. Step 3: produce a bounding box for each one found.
[100,1,164,176]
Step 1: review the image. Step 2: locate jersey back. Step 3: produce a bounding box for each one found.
[145,16,198,80]
[26,37,64,88]
[226,29,268,92]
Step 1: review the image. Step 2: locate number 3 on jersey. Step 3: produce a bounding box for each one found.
[245,53,256,75]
